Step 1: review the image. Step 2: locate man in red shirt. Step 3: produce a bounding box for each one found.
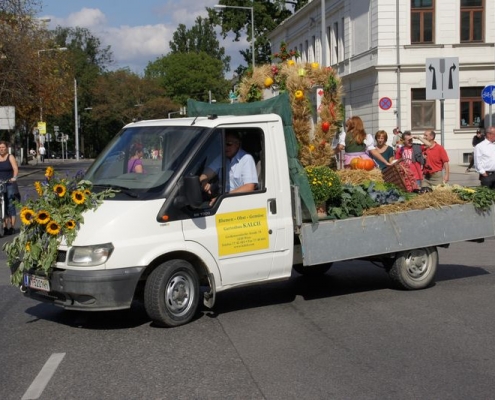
[413,130,449,188]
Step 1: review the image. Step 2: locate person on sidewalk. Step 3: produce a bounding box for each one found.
[39,144,46,163]
[474,126,495,189]
[413,130,449,188]
[466,129,484,172]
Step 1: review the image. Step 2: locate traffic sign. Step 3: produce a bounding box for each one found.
[425,57,459,100]
[482,85,495,105]
[379,97,392,110]
[37,121,47,135]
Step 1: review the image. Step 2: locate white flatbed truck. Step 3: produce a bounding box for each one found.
[22,97,495,327]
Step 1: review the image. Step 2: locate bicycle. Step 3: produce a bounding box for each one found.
[0,179,11,238]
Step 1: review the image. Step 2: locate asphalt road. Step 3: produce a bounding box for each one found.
[1,161,494,399]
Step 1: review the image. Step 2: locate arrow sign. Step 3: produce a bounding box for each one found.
[426,57,459,100]
[482,85,495,105]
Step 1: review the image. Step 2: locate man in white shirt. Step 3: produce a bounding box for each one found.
[200,132,258,199]
[474,126,495,189]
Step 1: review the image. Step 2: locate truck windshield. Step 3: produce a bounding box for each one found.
[84,125,207,199]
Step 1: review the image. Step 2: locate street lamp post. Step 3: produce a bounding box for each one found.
[214,4,255,68]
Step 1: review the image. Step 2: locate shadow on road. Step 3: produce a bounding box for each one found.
[24,301,151,330]
[20,260,489,329]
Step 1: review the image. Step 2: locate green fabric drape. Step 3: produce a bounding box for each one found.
[187,92,317,223]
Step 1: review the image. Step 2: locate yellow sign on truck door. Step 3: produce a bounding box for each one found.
[216,208,269,256]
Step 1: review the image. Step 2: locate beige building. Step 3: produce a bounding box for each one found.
[269,0,495,165]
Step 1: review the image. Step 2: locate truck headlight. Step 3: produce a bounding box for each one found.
[68,243,114,266]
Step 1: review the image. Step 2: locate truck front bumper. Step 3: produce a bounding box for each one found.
[24,267,144,311]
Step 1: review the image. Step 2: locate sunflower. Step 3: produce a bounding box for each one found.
[36,210,51,225]
[20,208,36,225]
[45,166,54,179]
[66,220,76,230]
[84,189,91,196]
[34,181,43,196]
[46,221,61,235]
[25,242,31,252]
[53,184,67,197]
[71,190,85,205]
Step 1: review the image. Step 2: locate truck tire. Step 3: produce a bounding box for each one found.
[388,247,438,290]
[293,263,333,276]
[144,260,199,327]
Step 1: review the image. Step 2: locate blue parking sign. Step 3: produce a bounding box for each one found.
[481,85,495,105]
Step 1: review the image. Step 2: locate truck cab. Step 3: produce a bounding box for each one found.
[26,114,295,327]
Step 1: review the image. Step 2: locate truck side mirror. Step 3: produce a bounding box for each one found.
[183,174,204,209]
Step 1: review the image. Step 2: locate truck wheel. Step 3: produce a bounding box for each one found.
[388,247,438,290]
[293,263,333,276]
[144,260,199,327]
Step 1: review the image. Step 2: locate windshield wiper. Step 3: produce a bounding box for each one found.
[93,184,139,198]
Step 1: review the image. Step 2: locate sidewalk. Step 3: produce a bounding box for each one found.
[448,163,480,188]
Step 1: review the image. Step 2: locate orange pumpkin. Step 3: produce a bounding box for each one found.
[355,158,366,170]
[363,159,375,171]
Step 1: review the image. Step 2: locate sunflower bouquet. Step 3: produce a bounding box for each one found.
[3,167,116,285]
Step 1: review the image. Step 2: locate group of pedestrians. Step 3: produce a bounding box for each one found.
[337,117,450,191]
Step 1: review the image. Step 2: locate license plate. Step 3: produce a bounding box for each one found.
[24,274,50,292]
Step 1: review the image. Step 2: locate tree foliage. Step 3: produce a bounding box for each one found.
[169,16,231,73]
[0,0,72,122]
[146,52,229,105]
[207,0,306,70]
[78,69,178,157]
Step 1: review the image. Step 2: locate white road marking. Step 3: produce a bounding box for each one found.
[21,353,66,400]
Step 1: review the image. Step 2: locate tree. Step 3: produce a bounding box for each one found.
[81,69,177,157]
[145,52,229,105]
[0,0,73,160]
[207,0,307,71]
[49,26,114,156]
[169,16,231,74]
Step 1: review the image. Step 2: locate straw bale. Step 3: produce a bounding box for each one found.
[363,190,467,216]
[336,169,385,185]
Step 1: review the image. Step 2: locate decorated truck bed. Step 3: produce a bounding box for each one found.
[294,200,494,265]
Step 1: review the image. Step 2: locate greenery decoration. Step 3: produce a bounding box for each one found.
[305,166,342,204]
[3,167,117,286]
[453,185,495,211]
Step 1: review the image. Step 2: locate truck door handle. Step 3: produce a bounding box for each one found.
[268,198,277,214]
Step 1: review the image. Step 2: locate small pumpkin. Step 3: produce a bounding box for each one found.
[363,159,375,171]
[264,77,274,87]
[294,90,304,100]
[287,60,295,66]
[355,158,367,170]
[311,62,319,69]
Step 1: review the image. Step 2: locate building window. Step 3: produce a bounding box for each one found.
[411,89,435,129]
[312,35,316,62]
[411,0,435,44]
[460,87,484,128]
[334,22,339,61]
[460,0,484,42]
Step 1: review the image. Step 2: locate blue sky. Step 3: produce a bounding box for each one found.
[38,0,248,76]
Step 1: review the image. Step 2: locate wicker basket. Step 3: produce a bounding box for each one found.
[382,160,418,192]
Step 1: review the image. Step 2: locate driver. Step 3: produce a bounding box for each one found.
[200,132,258,198]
